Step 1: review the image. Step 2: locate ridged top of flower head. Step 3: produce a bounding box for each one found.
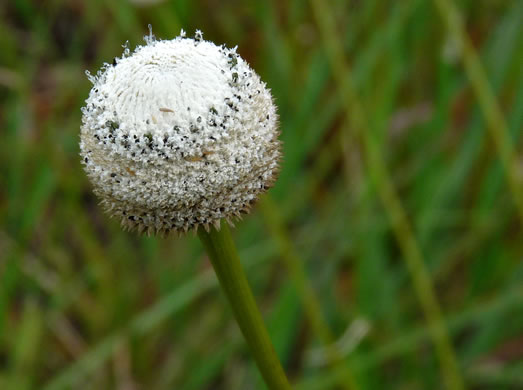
[80,30,280,235]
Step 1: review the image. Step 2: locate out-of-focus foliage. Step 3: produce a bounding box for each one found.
[0,0,521,389]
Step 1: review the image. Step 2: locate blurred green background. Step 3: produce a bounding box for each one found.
[1,0,522,389]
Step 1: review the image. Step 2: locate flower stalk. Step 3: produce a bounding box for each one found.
[198,223,292,390]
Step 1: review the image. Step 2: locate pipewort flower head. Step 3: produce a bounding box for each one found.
[80,29,281,236]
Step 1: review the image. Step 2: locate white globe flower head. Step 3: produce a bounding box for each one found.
[80,29,281,236]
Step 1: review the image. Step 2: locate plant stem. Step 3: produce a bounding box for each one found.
[198,223,292,390]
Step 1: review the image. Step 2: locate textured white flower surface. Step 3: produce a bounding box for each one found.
[80,30,280,235]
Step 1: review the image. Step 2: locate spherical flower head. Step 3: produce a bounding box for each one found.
[80,30,280,235]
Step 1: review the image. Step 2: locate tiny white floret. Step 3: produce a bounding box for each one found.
[80,30,281,235]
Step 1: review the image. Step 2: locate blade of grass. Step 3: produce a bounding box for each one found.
[260,195,360,390]
[432,0,523,224]
[281,0,420,216]
[297,287,523,389]
[309,1,465,389]
[42,270,215,390]
[5,299,43,390]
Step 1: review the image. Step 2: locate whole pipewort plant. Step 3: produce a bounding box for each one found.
[80,29,290,389]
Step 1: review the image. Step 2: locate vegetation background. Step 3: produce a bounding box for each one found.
[1,0,522,389]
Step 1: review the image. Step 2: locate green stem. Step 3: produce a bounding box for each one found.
[198,223,292,390]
